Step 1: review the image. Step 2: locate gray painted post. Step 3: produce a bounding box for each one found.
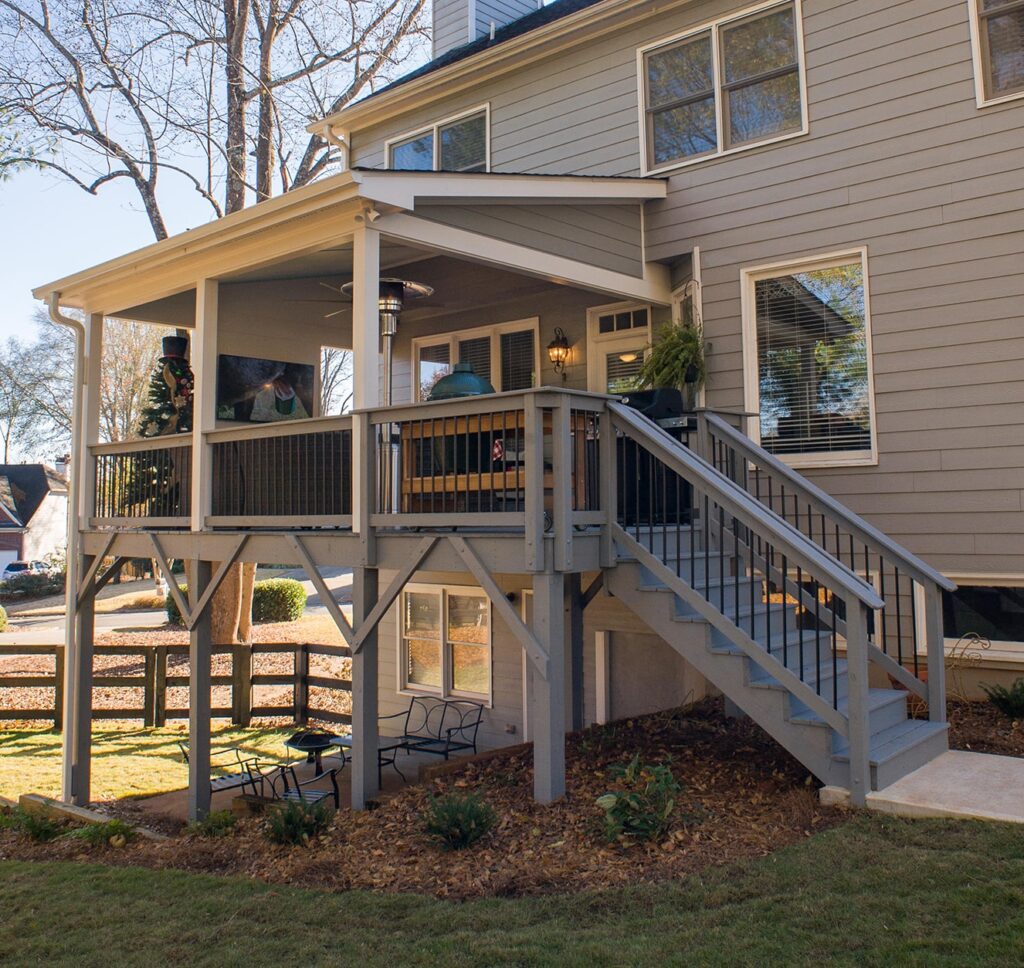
[530,571,566,803]
[923,582,947,723]
[523,398,545,572]
[351,565,380,809]
[566,573,584,731]
[294,644,310,724]
[68,556,96,805]
[551,399,573,572]
[598,404,617,568]
[188,559,213,821]
[845,600,872,807]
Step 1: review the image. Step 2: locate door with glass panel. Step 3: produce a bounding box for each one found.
[587,305,651,394]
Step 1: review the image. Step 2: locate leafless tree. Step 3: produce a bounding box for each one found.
[320,345,353,415]
[0,0,428,230]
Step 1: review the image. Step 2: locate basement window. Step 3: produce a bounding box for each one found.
[943,584,1024,646]
[388,107,489,173]
[400,585,491,702]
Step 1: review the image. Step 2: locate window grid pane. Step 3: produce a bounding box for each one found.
[754,260,872,458]
[500,329,536,391]
[418,343,451,400]
[458,336,492,384]
[390,133,433,170]
[440,113,487,172]
[983,5,1024,96]
[720,5,797,85]
[726,71,802,146]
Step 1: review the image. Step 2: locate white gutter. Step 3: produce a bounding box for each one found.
[322,124,350,171]
[47,292,86,804]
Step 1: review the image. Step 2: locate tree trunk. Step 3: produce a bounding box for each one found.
[224,0,250,214]
[255,24,275,202]
[209,562,256,645]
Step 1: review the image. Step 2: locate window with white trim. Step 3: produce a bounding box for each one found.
[388,108,489,172]
[400,586,491,700]
[943,583,1024,647]
[640,0,806,173]
[586,303,652,394]
[742,251,877,466]
[412,319,540,401]
[969,0,1024,104]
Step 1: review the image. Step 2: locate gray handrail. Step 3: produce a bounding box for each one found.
[702,411,955,592]
[608,402,884,611]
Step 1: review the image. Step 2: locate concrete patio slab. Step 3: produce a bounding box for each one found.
[824,750,1024,824]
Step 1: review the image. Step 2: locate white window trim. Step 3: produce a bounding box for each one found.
[636,0,809,177]
[585,301,653,394]
[967,0,1024,108]
[397,583,493,705]
[740,246,879,469]
[410,316,540,401]
[385,104,491,172]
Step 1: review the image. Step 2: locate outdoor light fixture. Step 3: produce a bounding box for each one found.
[547,327,570,375]
[618,352,639,364]
[341,276,433,406]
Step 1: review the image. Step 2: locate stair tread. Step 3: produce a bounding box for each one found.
[789,687,906,725]
[832,719,947,764]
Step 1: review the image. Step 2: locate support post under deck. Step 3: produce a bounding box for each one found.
[351,565,380,809]
[530,571,567,803]
[64,552,96,806]
[188,560,213,821]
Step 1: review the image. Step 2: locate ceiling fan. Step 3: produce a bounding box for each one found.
[287,281,444,319]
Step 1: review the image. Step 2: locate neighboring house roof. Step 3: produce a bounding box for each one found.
[370,0,607,98]
[0,465,68,532]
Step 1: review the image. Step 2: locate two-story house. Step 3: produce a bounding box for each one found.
[34,0,1023,819]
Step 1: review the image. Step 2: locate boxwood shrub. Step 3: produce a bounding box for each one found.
[165,577,305,625]
[0,604,6,632]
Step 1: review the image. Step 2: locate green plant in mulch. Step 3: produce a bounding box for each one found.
[264,800,331,846]
[981,678,1024,721]
[186,810,237,838]
[596,754,685,844]
[0,806,63,843]
[422,793,496,851]
[166,577,306,625]
[64,818,136,848]
[0,604,6,631]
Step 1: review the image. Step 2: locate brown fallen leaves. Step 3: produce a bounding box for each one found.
[1,699,850,899]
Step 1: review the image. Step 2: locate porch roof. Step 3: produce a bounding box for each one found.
[33,169,669,315]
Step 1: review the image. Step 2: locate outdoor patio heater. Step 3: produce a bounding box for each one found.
[341,277,433,406]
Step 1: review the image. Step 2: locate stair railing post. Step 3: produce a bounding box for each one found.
[922,581,947,723]
[599,404,617,568]
[552,397,572,573]
[845,598,872,807]
[524,396,545,572]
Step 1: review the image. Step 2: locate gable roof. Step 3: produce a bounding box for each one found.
[0,465,68,532]
[371,0,608,98]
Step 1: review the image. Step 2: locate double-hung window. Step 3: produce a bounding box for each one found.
[969,0,1024,105]
[742,250,877,467]
[640,1,807,173]
[412,319,539,401]
[400,586,491,701]
[388,107,489,172]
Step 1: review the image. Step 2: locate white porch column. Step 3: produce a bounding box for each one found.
[188,559,213,820]
[350,565,380,809]
[61,312,104,805]
[351,225,380,410]
[191,280,218,531]
[530,571,567,803]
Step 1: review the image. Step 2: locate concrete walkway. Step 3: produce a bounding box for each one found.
[825,750,1024,824]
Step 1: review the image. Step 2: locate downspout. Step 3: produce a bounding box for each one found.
[47,292,86,803]
[322,125,350,171]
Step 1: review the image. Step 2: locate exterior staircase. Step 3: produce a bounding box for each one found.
[602,402,954,802]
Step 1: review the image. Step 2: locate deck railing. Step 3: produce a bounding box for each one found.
[92,437,192,526]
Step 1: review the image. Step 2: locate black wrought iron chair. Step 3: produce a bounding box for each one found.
[265,762,342,809]
[177,742,266,798]
[377,696,485,784]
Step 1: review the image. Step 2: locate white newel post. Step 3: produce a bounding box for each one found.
[191,279,219,531]
[61,311,104,805]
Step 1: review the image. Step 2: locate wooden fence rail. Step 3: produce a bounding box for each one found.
[0,642,351,729]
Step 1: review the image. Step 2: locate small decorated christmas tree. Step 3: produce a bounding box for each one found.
[139,336,194,437]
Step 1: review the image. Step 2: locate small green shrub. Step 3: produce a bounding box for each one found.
[0,604,6,632]
[167,578,306,625]
[165,584,188,625]
[253,578,306,623]
[0,806,63,842]
[596,754,682,843]
[422,793,496,851]
[981,678,1024,721]
[187,810,237,838]
[65,818,135,847]
[0,572,64,602]
[264,800,330,846]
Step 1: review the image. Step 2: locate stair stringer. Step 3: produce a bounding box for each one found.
[606,562,851,788]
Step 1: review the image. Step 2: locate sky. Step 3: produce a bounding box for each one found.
[0,167,216,342]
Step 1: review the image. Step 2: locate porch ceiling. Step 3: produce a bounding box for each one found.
[33,169,669,316]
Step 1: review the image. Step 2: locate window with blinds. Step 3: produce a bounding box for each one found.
[974,0,1024,101]
[750,255,874,460]
[605,348,645,394]
[413,322,538,399]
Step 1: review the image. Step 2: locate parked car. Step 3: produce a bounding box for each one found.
[1,560,49,584]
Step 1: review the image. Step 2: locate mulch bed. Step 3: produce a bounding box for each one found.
[946,698,1024,758]
[0,699,845,899]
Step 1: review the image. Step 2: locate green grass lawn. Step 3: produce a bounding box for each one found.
[0,725,292,802]
[2,815,1023,967]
